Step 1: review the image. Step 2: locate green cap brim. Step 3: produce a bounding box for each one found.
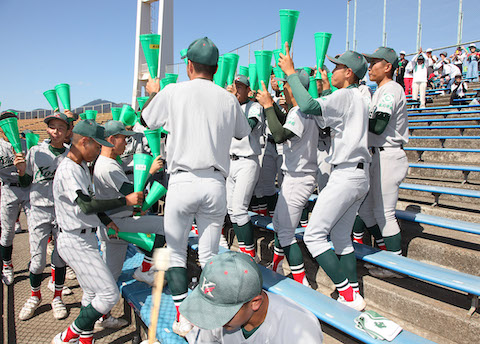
[327,55,344,66]
[179,286,244,330]
[92,137,113,147]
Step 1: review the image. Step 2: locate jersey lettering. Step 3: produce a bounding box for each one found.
[0,155,14,168]
[34,166,57,182]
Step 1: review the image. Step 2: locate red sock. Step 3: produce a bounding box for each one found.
[292,271,306,284]
[54,288,63,299]
[244,248,256,259]
[62,325,80,341]
[141,260,152,272]
[32,289,41,299]
[51,267,55,283]
[272,253,284,271]
[338,286,354,302]
[352,237,364,244]
[175,305,180,322]
[258,208,268,216]
[79,335,94,344]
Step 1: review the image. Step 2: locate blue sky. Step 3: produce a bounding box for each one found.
[0,0,478,111]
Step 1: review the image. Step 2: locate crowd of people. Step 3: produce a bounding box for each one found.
[0,34,438,343]
[395,44,480,107]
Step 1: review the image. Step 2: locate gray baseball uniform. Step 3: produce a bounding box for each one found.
[185,291,323,343]
[54,157,119,315]
[93,154,165,280]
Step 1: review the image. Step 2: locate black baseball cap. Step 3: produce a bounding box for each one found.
[72,120,113,147]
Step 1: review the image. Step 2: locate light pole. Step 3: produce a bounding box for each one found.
[382,0,387,46]
[353,0,357,51]
[416,0,422,51]
[457,0,463,45]
[346,0,351,51]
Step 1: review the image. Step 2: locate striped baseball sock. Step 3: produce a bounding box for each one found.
[337,252,358,294]
[61,322,82,342]
[352,216,366,244]
[299,208,309,228]
[142,234,167,271]
[368,224,387,250]
[250,196,259,212]
[272,235,284,272]
[79,331,94,344]
[52,264,66,299]
[166,267,189,321]
[283,243,307,284]
[74,304,103,332]
[30,272,42,298]
[315,250,354,301]
[265,194,278,217]
[1,244,13,264]
[383,233,402,255]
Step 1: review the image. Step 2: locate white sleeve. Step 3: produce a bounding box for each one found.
[315,89,350,129]
[142,87,171,130]
[185,326,222,343]
[283,109,304,138]
[25,148,34,176]
[233,98,251,139]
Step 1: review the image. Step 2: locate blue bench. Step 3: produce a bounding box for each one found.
[408,135,480,147]
[399,182,480,205]
[408,110,480,117]
[395,209,480,236]
[404,147,480,161]
[408,104,480,112]
[249,213,480,316]
[409,125,480,135]
[453,98,476,102]
[409,163,480,183]
[409,117,480,124]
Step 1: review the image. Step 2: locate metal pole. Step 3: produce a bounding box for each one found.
[457,0,463,45]
[353,0,357,51]
[416,0,422,51]
[382,0,387,46]
[346,0,350,51]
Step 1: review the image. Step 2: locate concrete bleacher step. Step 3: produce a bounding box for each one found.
[397,199,480,223]
[409,127,480,136]
[405,149,480,164]
[407,164,480,182]
[407,137,480,149]
[363,276,480,344]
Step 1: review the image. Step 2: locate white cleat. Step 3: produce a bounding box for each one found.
[65,266,76,280]
[15,222,23,233]
[172,314,193,337]
[133,267,155,286]
[219,234,229,249]
[51,332,79,343]
[2,265,14,286]
[51,297,68,320]
[337,292,367,311]
[19,296,42,320]
[95,315,129,329]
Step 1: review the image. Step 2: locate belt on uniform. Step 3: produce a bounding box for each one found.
[230,154,248,161]
[371,145,403,154]
[332,162,365,170]
[2,182,21,187]
[59,228,96,234]
[177,167,221,173]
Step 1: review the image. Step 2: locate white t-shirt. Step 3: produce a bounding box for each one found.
[368,80,409,148]
[281,106,319,173]
[142,78,251,178]
[93,155,132,218]
[26,143,69,207]
[230,101,263,157]
[185,291,323,344]
[443,64,462,79]
[314,87,371,166]
[53,157,101,231]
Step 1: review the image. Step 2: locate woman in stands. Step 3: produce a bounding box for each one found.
[464,44,480,82]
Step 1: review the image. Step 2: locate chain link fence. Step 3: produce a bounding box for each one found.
[17,102,119,120]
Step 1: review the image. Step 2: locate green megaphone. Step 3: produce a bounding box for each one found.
[137,97,149,111]
[119,105,137,127]
[303,67,313,76]
[0,115,22,153]
[85,110,97,121]
[142,181,167,212]
[144,129,161,158]
[79,113,86,120]
[238,66,249,77]
[43,90,60,111]
[165,73,179,83]
[224,53,240,85]
[180,48,188,65]
[214,56,229,88]
[140,34,161,79]
[273,66,285,91]
[24,130,40,150]
[133,153,154,192]
[55,83,71,111]
[160,76,176,89]
[254,50,273,90]
[308,76,319,98]
[327,72,338,92]
[314,32,332,69]
[248,64,258,91]
[279,9,300,54]
[111,107,122,121]
[107,229,155,251]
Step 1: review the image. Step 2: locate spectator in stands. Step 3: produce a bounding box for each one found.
[411,50,429,108]
[450,75,469,105]
[403,60,414,95]
[425,48,438,78]
[396,51,408,89]
[465,44,480,82]
[437,63,462,91]
[450,47,466,72]
[434,51,448,70]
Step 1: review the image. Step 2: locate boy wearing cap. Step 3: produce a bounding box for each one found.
[354,47,408,278]
[256,69,318,287]
[396,51,408,89]
[51,120,144,344]
[14,112,72,321]
[0,112,29,286]
[226,75,264,260]
[142,37,251,335]
[278,43,370,310]
[180,251,323,343]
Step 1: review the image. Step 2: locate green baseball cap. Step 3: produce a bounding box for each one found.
[276,68,309,90]
[327,51,368,79]
[182,37,219,66]
[44,112,69,126]
[104,120,135,137]
[362,47,399,69]
[72,119,113,147]
[179,251,263,330]
[234,74,250,87]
